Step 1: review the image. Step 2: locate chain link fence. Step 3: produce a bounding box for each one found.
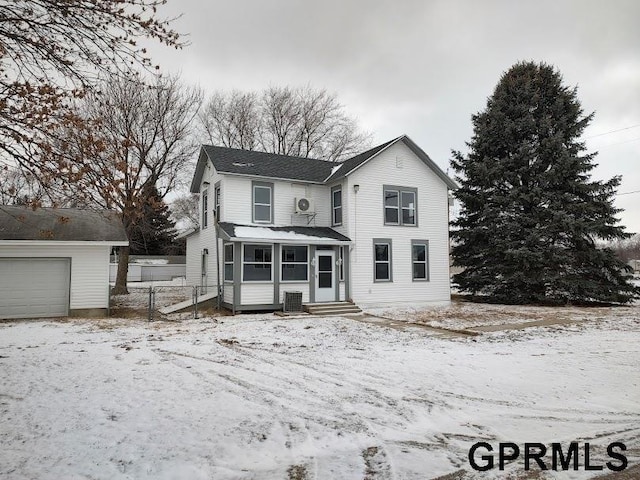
[109,284,223,321]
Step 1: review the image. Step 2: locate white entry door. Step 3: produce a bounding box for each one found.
[314,250,335,302]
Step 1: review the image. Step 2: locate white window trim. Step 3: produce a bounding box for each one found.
[384,189,400,226]
[281,244,309,283]
[242,243,273,283]
[214,184,221,222]
[401,191,416,226]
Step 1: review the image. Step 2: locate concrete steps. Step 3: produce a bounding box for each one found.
[303,301,362,316]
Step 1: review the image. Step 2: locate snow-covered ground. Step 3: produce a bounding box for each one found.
[1,307,639,479]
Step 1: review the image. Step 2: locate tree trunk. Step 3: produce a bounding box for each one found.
[112,245,130,294]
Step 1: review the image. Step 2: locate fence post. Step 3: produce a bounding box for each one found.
[148,286,153,322]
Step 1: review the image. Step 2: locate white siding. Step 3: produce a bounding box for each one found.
[339,282,345,301]
[185,231,201,286]
[344,141,451,306]
[0,244,111,310]
[222,176,331,227]
[278,283,310,304]
[222,283,234,305]
[241,283,273,305]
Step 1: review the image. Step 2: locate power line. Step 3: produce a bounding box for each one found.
[617,189,640,196]
[585,124,640,140]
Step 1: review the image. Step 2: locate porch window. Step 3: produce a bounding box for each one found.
[243,244,272,281]
[253,181,273,223]
[281,245,308,281]
[373,238,392,282]
[412,240,429,281]
[332,185,342,226]
[224,243,234,281]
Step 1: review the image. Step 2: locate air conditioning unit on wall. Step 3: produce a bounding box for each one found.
[295,197,315,214]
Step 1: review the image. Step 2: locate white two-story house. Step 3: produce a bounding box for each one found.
[185,135,457,312]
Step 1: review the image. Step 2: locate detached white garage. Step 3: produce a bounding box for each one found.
[0,206,128,319]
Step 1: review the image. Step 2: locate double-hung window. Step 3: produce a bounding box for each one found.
[253,181,273,223]
[332,185,342,226]
[281,245,308,281]
[201,189,208,229]
[224,243,234,281]
[411,240,429,281]
[243,244,272,281]
[384,185,417,226]
[373,238,392,282]
[214,184,221,221]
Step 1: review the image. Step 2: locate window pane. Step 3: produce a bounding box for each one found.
[413,263,426,279]
[385,207,399,224]
[224,245,233,262]
[384,190,398,207]
[402,208,415,225]
[282,264,308,281]
[333,207,342,225]
[401,191,415,209]
[244,245,272,262]
[243,264,271,281]
[333,189,342,208]
[375,244,388,261]
[375,263,389,280]
[282,246,307,263]
[318,272,332,288]
[318,255,332,272]
[254,204,271,222]
[412,244,426,262]
[254,186,271,205]
[224,264,234,281]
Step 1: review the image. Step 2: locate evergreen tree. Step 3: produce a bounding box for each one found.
[451,61,638,304]
[129,185,183,255]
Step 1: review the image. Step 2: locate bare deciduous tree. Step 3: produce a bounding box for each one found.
[171,193,200,232]
[36,74,202,293]
[199,86,370,161]
[0,0,184,175]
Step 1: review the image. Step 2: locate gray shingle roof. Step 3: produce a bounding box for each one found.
[0,206,128,243]
[190,135,458,191]
[217,222,351,243]
[203,145,335,183]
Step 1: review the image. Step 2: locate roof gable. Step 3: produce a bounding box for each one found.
[0,206,128,243]
[189,135,457,192]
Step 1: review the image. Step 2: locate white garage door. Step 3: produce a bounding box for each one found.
[0,258,70,319]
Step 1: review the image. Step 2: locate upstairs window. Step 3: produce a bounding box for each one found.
[281,245,308,281]
[201,189,208,229]
[332,185,342,226]
[384,185,417,226]
[214,185,221,221]
[253,181,273,223]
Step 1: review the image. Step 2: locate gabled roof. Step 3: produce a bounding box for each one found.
[190,135,458,192]
[190,145,336,192]
[0,206,128,244]
[217,222,351,245]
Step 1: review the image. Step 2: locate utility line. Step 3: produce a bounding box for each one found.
[584,124,640,140]
[617,189,640,196]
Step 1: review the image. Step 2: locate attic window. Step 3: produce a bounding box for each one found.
[232,162,255,167]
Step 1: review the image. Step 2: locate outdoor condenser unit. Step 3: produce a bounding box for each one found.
[283,291,303,312]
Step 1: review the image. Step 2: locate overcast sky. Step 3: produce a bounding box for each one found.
[154,0,640,234]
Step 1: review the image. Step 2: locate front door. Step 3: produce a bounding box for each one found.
[315,251,335,302]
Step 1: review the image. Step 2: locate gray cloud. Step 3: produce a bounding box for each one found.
[155,0,640,232]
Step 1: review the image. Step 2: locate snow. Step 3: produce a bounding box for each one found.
[326,164,343,181]
[234,226,339,242]
[1,307,639,479]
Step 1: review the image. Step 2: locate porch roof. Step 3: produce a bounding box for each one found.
[217,222,352,245]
